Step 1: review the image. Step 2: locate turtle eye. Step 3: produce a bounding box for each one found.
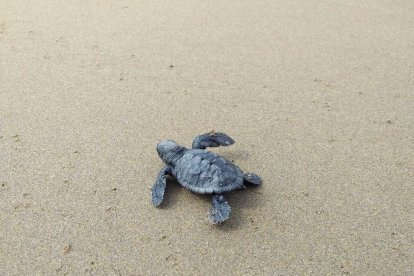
[174,146,182,152]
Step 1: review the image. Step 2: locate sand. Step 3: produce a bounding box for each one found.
[1,0,413,275]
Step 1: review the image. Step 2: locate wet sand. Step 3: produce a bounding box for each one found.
[0,0,413,275]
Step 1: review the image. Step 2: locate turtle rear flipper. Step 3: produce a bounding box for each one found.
[192,131,235,149]
[208,194,231,224]
[244,172,262,185]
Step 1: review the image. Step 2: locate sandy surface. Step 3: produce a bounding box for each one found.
[1,0,413,275]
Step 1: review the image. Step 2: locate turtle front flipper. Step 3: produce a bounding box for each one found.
[208,194,231,224]
[192,131,235,149]
[243,172,262,185]
[151,166,172,207]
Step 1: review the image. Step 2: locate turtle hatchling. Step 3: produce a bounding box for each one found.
[151,131,262,224]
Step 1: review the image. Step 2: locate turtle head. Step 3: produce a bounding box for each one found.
[156,140,184,165]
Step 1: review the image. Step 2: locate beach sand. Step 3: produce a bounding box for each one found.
[1,0,413,275]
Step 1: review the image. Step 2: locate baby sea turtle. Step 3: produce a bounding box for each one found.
[151,131,262,224]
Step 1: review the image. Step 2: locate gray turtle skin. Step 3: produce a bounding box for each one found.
[151,132,262,224]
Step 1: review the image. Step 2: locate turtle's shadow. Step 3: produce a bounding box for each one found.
[161,177,264,230]
[206,187,264,231]
[220,149,250,161]
[160,177,184,208]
